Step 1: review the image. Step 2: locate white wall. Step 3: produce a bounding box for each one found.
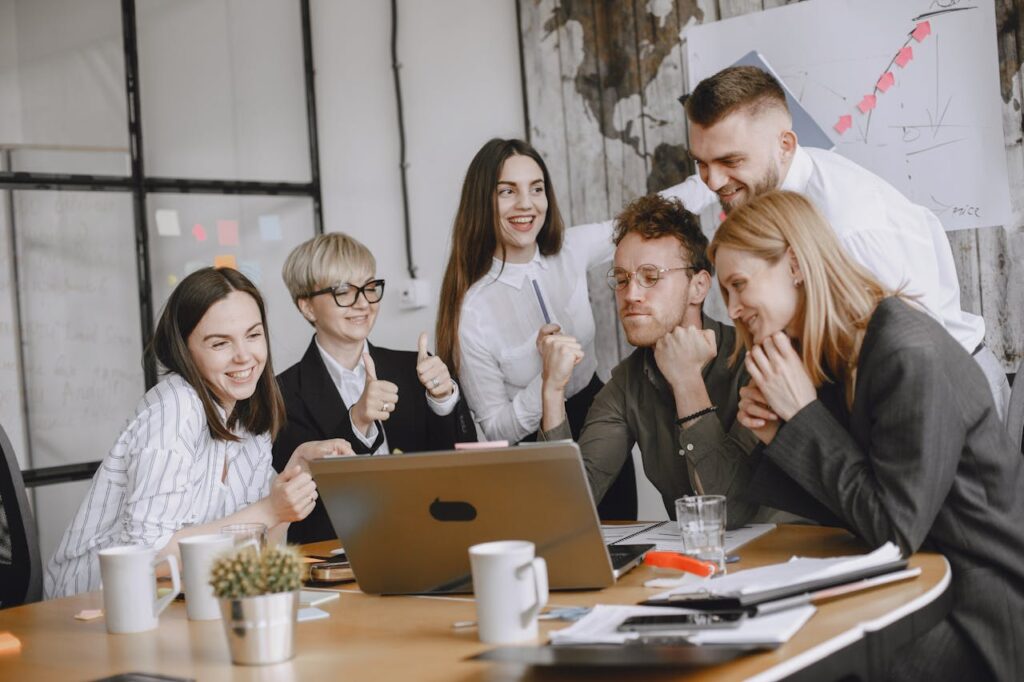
[309,0,525,355]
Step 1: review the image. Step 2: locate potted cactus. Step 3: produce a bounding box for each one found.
[209,544,302,665]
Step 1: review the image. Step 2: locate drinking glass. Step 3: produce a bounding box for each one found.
[675,495,727,575]
[221,522,268,550]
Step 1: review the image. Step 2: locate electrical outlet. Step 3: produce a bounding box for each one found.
[398,278,431,309]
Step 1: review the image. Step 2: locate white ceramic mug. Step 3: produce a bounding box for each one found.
[469,540,549,644]
[98,544,181,634]
[179,533,236,620]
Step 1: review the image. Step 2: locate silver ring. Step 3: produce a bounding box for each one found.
[431,378,440,389]
[383,402,392,412]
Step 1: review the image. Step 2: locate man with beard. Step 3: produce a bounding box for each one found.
[537,194,764,525]
[667,66,1008,418]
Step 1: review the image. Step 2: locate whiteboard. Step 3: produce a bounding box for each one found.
[685,0,1010,232]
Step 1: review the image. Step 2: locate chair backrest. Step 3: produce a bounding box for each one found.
[1008,361,1024,456]
[0,422,42,607]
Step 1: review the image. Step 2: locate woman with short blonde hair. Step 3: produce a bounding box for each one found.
[709,190,1024,681]
[274,232,477,544]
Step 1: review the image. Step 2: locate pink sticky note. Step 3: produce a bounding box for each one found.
[834,115,853,134]
[912,21,930,42]
[895,46,913,68]
[876,72,895,93]
[217,219,239,247]
[214,254,237,270]
[857,94,877,114]
[192,223,207,242]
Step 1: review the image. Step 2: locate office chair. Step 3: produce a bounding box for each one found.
[0,422,42,607]
[1007,360,1024,456]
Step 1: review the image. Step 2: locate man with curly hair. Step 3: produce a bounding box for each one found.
[537,194,765,525]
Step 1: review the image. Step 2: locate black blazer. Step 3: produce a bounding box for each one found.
[272,338,477,543]
[746,298,1024,680]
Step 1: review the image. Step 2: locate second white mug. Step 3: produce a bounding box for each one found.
[469,540,548,645]
[178,533,236,620]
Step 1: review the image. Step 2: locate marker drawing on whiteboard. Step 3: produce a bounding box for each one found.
[531,279,552,325]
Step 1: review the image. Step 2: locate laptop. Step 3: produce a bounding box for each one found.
[310,443,653,594]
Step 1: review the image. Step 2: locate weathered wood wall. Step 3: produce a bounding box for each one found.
[518,0,1024,378]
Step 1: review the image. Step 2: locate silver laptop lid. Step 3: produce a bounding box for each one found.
[310,443,615,594]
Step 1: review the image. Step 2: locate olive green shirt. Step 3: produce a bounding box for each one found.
[540,316,762,527]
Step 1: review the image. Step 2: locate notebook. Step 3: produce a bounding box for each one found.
[310,443,653,594]
[642,542,908,610]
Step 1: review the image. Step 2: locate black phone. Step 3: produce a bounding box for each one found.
[617,612,746,632]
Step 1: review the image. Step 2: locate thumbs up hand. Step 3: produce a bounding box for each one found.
[350,351,400,436]
[415,332,454,399]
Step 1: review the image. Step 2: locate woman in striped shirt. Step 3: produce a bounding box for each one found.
[45,268,352,598]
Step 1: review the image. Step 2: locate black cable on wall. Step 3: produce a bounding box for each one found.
[390,0,417,279]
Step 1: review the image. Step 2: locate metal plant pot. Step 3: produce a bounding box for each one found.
[218,590,299,665]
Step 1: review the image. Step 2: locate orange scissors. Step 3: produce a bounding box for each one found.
[643,551,718,577]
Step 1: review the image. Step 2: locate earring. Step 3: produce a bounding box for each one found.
[793,279,802,288]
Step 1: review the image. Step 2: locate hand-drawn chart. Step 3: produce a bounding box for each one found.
[685,0,1009,232]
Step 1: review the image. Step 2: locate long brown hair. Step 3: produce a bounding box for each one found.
[149,267,286,441]
[436,138,565,372]
[708,191,890,408]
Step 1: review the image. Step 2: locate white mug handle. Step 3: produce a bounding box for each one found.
[153,554,181,616]
[526,557,548,619]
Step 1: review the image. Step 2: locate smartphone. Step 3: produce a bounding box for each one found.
[617,612,746,632]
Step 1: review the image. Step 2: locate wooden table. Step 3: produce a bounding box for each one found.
[0,526,950,681]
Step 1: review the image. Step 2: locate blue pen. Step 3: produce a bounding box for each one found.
[531,278,552,324]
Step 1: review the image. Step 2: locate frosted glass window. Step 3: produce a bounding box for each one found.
[0,0,128,175]
[137,0,311,182]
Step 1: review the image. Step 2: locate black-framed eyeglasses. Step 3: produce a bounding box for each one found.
[308,279,386,307]
[606,264,695,291]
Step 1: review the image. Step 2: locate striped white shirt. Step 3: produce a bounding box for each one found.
[44,373,275,598]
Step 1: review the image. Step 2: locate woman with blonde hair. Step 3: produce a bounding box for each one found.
[708,190,1024,681]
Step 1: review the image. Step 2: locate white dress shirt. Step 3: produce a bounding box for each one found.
[44,373,276,598]
[458,221,614,443]
[663,147,985,351]
[316,337,460,454]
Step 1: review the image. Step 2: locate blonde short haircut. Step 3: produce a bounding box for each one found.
[281,232,376,305]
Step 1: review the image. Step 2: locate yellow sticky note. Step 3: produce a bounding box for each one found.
[214,254,237,270]
[168,274,178,287]
[0,632,20,654]
[74,609,103,622]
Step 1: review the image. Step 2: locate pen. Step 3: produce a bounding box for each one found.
[531,278,552,324]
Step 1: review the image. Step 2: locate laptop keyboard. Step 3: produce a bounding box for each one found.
[608,543,654,571]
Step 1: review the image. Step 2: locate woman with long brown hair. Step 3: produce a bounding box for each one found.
[45,268,352,598]
[436,138,635,518]
[709,190,1024,681]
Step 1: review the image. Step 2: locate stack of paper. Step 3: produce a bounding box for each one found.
[650,541,902,602]
[549,604,816,646]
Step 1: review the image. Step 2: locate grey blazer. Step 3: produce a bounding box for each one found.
[747,298,1024,680]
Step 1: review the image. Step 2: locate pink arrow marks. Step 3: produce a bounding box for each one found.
[876,71,895,93]
[857,95,877,114]
[834,115,853,134]
[895,46,914,68]
[911,21,930,43]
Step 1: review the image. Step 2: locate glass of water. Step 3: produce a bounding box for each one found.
[675,495,727,575]
[220,522,268,551]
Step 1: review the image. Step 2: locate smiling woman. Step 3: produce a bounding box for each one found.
[274,233,477,544]
[436,138,637,520]
[44,268,353,598]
